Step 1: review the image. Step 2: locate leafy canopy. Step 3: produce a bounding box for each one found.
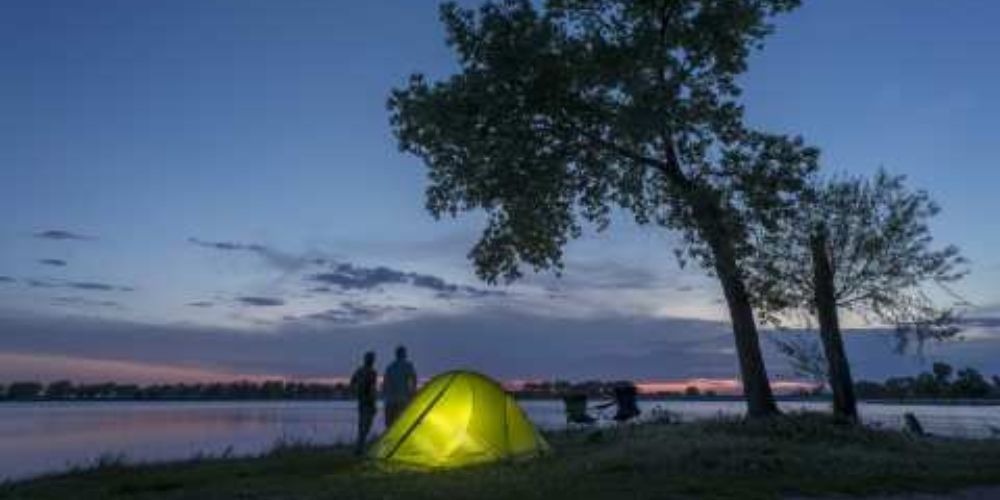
[747,170,968,339]
[389,0,815,283]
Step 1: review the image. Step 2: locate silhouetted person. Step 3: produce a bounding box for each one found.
[350,351,377,455]
[382,345,417,428]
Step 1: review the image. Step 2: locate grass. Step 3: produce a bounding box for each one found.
[3,413,1000,500]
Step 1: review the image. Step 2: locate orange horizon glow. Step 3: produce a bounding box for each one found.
[503,377,819,396]
[634,379,819,395]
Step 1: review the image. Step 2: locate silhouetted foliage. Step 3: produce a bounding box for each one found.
[769,335,827,384]
[518,379,640,399]
[45,380,74,399]
[5,381,43,400]
[0,380,351,401]
[854,362,999,400]
[389,0,813,417]
[750,171,966,421]
[750,171,967,341]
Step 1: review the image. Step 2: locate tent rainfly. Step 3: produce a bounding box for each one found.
[368,370,549,468]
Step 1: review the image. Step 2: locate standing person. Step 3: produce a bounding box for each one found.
[382,345,417,428]
[349,351,377,456]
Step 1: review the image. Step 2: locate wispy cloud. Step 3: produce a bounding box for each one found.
[21,278,133,292]
[187,237,329,273]
[187,238,269,253]
[38,259,68,267]
[308,263,504,298]
[189,235,503,300]
[236,296,285,307]
[289,301,418,326]
[526,259,664,292]
[34,230,93,241]
[68,281,133,292]
[187,301,214,308]
[962,316,1000,329]
[0,276,15,284]
[51,296,120,308]
[25,279,56,288]
[2,308,950,382]
[308,264,408,290]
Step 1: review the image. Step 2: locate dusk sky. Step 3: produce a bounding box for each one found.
[2,0,999,386]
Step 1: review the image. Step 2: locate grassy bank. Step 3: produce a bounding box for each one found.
[4,414,1000,500]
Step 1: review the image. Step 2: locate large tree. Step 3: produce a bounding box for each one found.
[748,171,966,422]
[389,0,815,417]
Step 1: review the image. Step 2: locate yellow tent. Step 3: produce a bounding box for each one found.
[368,370,550,468]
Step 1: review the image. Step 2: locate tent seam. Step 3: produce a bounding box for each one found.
[382,372,458,461]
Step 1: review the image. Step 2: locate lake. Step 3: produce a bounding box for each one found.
[2,399,999,481]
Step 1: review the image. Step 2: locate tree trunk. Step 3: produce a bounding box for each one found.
[659,145,778,418]
[710,235,780,418]
[810,227,859,423]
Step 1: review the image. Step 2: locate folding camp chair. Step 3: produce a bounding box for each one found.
[562,392,597,426]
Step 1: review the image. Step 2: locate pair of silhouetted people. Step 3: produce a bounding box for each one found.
[349,346,417,455]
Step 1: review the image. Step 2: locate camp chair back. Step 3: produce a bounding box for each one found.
[562,393,596,425]
[903,412,926,436]
[612,384,641,422]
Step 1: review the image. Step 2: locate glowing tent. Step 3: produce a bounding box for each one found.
[368,370,549,468]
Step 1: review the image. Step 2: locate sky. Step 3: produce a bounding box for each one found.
[1,0,1000,387]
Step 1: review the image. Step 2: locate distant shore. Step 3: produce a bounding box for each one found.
[3,395,1000,405]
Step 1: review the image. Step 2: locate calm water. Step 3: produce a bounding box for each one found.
[2,400,998,481]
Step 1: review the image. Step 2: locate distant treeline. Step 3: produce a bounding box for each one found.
[0,380,353,401]
[855,363,1000,400]
[518,380,642,398]
[4,363,998,402]
[0,378,657,402]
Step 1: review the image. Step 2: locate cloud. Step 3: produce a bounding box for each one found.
[189,236,501,300]
[308,264,408,290]
[449,286,505,299]
[0,276,15,284]
[21,278,133,292]
[308,263,504,299]
[187,301,214,308]
[38,259,68,267]
[962,316,1000,329]
[527,259,664,292]
[33,230,93,241]
[0,308,739,380]
[236,296,285,307]
[187,237,329,273]
[187,238,267,252]
[0,352,281,385]
[4,307,982,383]
[51,296,120,308]
[290,301,419,325]
[68,281,133,292]
[25,279,56,288]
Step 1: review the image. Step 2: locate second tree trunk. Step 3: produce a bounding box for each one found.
[810,227,859,423]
